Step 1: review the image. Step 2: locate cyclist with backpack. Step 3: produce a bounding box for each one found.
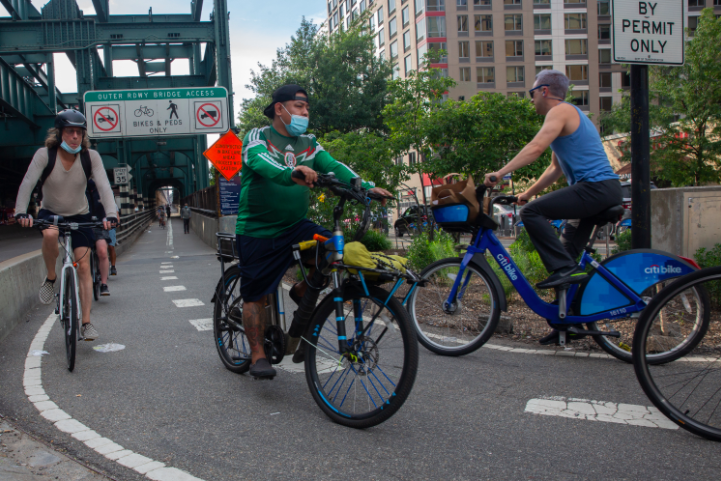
[14,110,118,341]
[87,179,111,296]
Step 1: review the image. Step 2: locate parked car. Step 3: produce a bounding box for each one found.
[394,205,434,237]
[619,180,657,223]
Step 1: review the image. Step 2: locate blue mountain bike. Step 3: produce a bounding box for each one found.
[408,183,708,364]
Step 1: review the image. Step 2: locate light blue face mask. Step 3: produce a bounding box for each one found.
[60,141,82,155]
[281,104,309,137]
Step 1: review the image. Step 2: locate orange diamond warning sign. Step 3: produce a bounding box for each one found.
[203,131,243,181]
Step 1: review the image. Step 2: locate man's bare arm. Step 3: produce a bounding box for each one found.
[524,153,564,197]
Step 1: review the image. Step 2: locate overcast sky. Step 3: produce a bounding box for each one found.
[2,0,327,107]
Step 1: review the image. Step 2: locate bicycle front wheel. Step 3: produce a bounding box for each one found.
[633,267,721,441]
[408,258,501,356]
[212,265,250,374]
[304,285,418,429]
[63,269,78,372]
[91,251,100,301]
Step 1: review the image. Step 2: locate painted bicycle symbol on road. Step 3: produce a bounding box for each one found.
[134,106,155,117]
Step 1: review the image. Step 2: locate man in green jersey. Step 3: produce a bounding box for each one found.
[236,84,392,378]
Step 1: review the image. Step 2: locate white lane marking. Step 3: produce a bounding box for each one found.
[160,265,173,269]
[160,276,178,281]
[161,262,172,265]
[166,218,173,249]
[189,319,213,331]
[159,270,174,274]
[163,286,186,292]
[275,356,337,375]
[25,312,206,481]
[170,256,179,259]
[93,343,126,353]
[524,396,679,430]
[172,299,205,308]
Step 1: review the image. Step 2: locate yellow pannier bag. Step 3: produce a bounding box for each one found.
[343,241,407,281]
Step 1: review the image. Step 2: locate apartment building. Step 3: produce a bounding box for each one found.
[325,0,720,212]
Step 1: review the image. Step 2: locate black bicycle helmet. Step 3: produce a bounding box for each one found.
[55,109,87,130]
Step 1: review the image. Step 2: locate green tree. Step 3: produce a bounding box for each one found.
[237,15,393,136]
[601,9,721,186]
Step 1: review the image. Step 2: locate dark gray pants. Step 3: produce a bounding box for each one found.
[520,179,622,272]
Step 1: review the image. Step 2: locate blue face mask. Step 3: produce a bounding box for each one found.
[281,104,309,137]
[60,141,82,155]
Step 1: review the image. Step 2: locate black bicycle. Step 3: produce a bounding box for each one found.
[212,173,421,428]
[90,245,101,301]
[633,267,719,441]
[34,218,110,371]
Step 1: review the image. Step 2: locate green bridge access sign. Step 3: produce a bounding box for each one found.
[84,87,229,138]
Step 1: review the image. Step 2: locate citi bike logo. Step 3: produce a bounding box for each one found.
[645,264,682,275]
[496,254,518,281]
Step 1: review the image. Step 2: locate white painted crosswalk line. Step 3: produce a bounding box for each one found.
[524,396,678,430]
[160,265,173,269]
[189,319,213,331]
[163,286,186,292]
[173,299,205,308]
[159,270,174,274]
[160,276,178,280]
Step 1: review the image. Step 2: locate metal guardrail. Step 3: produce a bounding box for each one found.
[116,210,153,244]
[189,206,218,218]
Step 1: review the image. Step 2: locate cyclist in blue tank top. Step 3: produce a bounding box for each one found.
[484,69,621,345]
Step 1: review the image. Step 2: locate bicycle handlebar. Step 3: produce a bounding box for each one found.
[33,219,114,230]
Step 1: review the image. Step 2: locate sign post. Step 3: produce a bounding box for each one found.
[612,0,684,249]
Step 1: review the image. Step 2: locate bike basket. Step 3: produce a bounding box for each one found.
[216,233,237,260]
[431,203,498,232]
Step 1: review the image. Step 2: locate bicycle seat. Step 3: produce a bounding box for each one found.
[587,205,624,226]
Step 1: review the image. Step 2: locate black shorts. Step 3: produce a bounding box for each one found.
[236,219,332,302]
[38,209,95,249]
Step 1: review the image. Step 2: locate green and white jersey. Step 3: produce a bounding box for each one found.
[235,125,373,238]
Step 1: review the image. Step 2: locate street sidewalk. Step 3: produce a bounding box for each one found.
[0,415,112,481]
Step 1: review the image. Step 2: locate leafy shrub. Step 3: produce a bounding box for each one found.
[695,243,721,306]
[611,229,632,255]
[406,230,457,271]
[359,229,392,251]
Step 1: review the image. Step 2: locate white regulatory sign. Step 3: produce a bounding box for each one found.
[612,0,684,65]
[114,167,129,185]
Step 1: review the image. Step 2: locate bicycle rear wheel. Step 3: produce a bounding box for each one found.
[212,265,250,374]
[633,267,721,441]
[63,269,78,372]
[304,285,418,428]
[408,258,501,356]
[587,280,709,364]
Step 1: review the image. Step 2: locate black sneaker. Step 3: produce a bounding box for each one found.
[100,284,110,296]
[292,340,306,364]
[110,266,117,276]
[536,266,588,289]
[249,358,276,379]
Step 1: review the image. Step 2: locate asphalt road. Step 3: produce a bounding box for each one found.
[0,218,718,481]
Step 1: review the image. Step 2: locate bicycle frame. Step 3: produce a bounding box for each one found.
[57,231,83,324]
[443,227,646,325]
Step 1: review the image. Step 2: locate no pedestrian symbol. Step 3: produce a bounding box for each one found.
[195,101,223,129]
[203,130,243,181]
[92,106,120,133]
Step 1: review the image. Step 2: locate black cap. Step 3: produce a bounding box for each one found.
[263,84,309,119]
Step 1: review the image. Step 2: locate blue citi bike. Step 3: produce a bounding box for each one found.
[407,178,709,364]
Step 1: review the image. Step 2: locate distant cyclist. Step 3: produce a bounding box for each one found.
[87,179,111,296]
[14,110,118,341]
[484,70,621,345]
[236,84,392,378]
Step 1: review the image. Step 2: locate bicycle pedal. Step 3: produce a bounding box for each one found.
[251,375,275,381]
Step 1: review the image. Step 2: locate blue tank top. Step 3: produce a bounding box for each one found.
[550,104,618,185]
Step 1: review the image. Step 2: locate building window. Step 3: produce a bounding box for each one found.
[428,42,448,62]
[427,0,445,11]
[476,40,493,57]
[566,64,588,80]
[534,14,551,30]
[507,66,525,82]
[599,48,611,63]
[403,30,412,51]
[392,63,400,79]
[565,13,587,30]
[474,0,491,4]
[458,15,469,33]
[715,0,721,5]
[378,6,384,22]
[351,0,357,5]
[458,0,468,5]
[477,66,495,83]
[570,91,589,106]
[427,16,447,37]
[408,152,417,165]
[565,0,585,3]
[378,28,385,46]
[415,0,425,15]
[535,65,552,74]
[505,14,522,31]
[688,0,704,6]
[352,8,359,20]
[534,0,550,3]
[535,39,552,56]
[565,39,588,55]
[328,2,333,15]
[598,0,610,15]
[460,66,472,81]
[389,0,396,14]
[404,54,413,74]
[475,15,493,31]
[599,71,612,88]
[390,40,399,59]
[360,0,367,12]
[688,16,700,36]
[621,71,631,87]
[369,15,375,29]
[504,0,521,4]
[507,91,526,98]
[505,40,523,57]
[417,44,426,64]
[389,17,397,37]
[600,96,612,111]
[402,6,410,26]
[459,40,470,58]
[598,24,610,39]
